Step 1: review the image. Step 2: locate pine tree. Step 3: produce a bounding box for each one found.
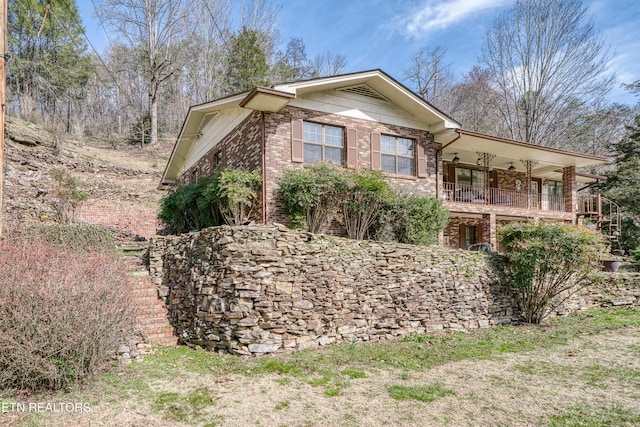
[8,0,92,128]
[600,115,640,250]
[222,27,270,94]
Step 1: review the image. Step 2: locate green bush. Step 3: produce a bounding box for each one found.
[376,192,449,245]
[342,169,391,240]
[203,168,261,226]
[159,167,261,234]
[51,169,87,224]
[498,222,605,324]
[278,163,348,233]
[630,247,640,264]
[159,176,221,234]
[278,165,448,242]
[620,217,640,254]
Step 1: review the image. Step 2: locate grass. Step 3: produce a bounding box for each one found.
[549,404,640,426]
[114,308,640,387]
[513,361,640,389]
[151,387,216,423]
[274,400,289,410]
[11,307,640,426]
[386,383,455,403]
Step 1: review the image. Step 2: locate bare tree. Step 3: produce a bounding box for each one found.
[239,0,281,62]
[449,67,506,136]
[481,0,613,147]
[97,0,189,146]
[284,37,310,80]
[309,52,347,78]
[403,46,455,111]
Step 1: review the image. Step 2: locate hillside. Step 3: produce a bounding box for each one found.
[3,116,173,236]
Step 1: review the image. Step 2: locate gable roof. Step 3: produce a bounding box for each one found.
[161,69,609,185]
[161,69,461,184]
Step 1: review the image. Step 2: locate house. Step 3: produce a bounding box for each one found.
[161,69,619,250]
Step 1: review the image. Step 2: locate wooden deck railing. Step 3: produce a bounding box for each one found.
[442,183,566,212]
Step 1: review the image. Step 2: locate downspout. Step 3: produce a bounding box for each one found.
[261,111,267,224]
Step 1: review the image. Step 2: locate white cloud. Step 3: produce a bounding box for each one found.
[398,0,512,38]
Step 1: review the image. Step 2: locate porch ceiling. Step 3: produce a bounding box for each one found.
[440,129,609,173]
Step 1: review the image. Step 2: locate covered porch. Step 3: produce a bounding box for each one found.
[435,129,611,250]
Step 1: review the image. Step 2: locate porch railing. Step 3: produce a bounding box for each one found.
[442,183,565,212]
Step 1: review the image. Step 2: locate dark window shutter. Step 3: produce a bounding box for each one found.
[458,224,466,249]
[416,140,427,177]
[447,164,456,183]
[291,118,304,163]
[370,132,381,170]
[490,170,498,188]
[220,147,227,167]
[346,128,357,168]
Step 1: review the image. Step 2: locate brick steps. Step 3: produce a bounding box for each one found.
[124,241,177,347]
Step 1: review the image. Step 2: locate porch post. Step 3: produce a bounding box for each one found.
[477,152,495,204]
[482,213,497,249]
[521,160,537,209]
[562,166,577,217]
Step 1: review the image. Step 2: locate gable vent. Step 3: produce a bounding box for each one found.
[337,84,389,102]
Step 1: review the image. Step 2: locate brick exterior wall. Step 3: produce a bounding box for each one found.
[173,104,582,244]
[75,202,159,238]
[180,111,264,183]
[178,111,265,221]
[263,105,440,225]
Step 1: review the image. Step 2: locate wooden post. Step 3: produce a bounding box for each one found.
[0,0,7,238]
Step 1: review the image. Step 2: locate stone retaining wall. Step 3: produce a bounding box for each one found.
[148,225,640,356]
[149,225,518,355]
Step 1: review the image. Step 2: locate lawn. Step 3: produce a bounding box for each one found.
[3,307,640,426]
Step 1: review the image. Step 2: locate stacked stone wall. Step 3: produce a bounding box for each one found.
[149,225,640,356]
[149,225,517,355]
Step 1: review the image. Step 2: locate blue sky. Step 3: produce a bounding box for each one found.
[78,0,640,106]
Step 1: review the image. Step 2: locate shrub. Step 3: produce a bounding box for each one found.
[0,232,135,392]
[342,169,391,240]
[278,163,348,233]
[19,224,116,252]
[376,192,449,245]
[203,168,262,226]
[51,169,87,224]
[159,176,221,234]
[498,222,605,324]
[630,247,640,264]
[159,168,262,234]
[619,217,640,253]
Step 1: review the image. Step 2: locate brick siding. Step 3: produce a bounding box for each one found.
[263,105,440,226]
[75,202,159,238]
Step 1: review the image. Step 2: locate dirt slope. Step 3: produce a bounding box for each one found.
[2,116,173,232]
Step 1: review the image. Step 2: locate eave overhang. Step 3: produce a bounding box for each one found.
[441,129,610,176]
[239,87,296,112]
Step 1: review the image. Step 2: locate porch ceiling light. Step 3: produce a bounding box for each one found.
[508,162,516,173]
[452,153,460,164]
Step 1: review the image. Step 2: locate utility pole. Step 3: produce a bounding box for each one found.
[0,0,6,238]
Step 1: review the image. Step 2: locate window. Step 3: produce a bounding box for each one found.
[455,168,486,188]
[548,180,563,197]
[465,225,478,249]
[303,122,344,165]
[381,135,414,175]
[548,180,564,210]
